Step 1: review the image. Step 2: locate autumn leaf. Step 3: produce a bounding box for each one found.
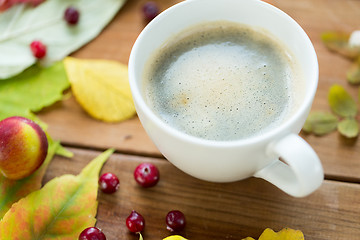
[338,118,359,138]
[0,0,127,79]
[321,31,360,60]
[0,139,61,220]
[304,84,360,139]
[163,236,188,240]
[346,57,360,84]
[303,111,338,135]
[0,61,70,128]
[64,57,136,122]
[0,149,114,239]
[242,228,304,240]
[328,84,357,118]
[0,61,69,113]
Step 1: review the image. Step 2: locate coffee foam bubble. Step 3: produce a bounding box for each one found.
[143,21,304,141]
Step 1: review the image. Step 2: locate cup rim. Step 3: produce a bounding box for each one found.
[128,0,319,148]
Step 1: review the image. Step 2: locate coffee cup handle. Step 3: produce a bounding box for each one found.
[254,134,324,197]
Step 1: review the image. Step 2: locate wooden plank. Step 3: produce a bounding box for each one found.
[37,0,360,180]
[45,147,360,240]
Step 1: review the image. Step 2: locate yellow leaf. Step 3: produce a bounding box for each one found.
[64,57,136,122]
[242,228,304,240]
[163,235,188,240]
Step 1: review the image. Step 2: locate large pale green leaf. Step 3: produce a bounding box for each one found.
[0,149,114,239]
[0,0,126,79]
[0,139,60,220]
[328,84,357,118]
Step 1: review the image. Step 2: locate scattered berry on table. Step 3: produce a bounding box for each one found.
[78,227,106,240]
[142,1,159,22]
[126,210,145,233]
[99,172,120,194]
[64,6,80,25]
[30,40,46,59]
[134,162,159,188]
[166,210,186,232]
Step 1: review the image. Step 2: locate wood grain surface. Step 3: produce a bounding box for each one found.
[34,0,360,239]
[46,148,360,240]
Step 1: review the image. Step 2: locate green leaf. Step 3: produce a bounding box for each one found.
[0,149,114,239]
[0,62,69,113]
[55,144,74,158]
[328,84,357,118]
[47,134,74,158]
[0,0,127,79]
[0,139,60,220]
[338,118,359,138]
[321,31,360,59]
[303,111,338,135]
[0,61,70,130]
[346,58,360,84]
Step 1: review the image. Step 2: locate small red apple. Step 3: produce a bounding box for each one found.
[0,116,48,180]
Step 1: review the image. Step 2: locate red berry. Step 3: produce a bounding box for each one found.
[134,163,159,188]
[64,6,80,25]
[142,1,159,21]
[79,227,106,240]
[166,210,186,232]
[99,172,120,194]
[126,210,145,233]
[30,40,46,59]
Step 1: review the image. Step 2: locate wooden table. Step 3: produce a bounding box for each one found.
[37,0,360,239]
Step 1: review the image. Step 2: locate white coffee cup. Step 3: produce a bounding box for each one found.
[128,0,323,197]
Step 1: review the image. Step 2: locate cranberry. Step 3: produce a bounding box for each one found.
[99,173,120,194]
[142,1,159,22]
[134,163,159,188]
[30,40,46,59]
[166,210,186,232]
[79,227,106,240]
[64,6,80,25]
[126,210,145,233]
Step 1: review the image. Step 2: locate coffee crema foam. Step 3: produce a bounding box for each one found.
[143,21,304,141]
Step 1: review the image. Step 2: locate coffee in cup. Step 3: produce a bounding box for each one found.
[142,21,304,141]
